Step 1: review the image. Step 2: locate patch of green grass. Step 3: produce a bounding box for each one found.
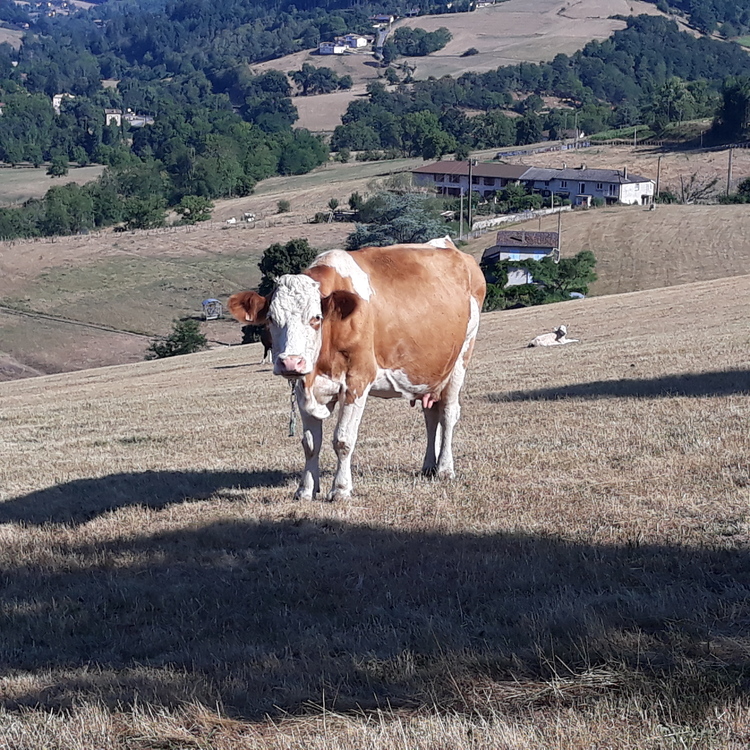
[734,35,750,47]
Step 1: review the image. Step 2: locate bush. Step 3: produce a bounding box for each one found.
[461,47,480,57]
[258,238,318,295]
[277,199,291,213]
[146,319,207,359]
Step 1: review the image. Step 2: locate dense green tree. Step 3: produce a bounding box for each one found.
[147,319,207,359]
[258,238,318,295]
[175,195,214,224]
[346,193,446,249]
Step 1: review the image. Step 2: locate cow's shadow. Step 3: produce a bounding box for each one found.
[1,470,750,720]
[488,368,750,402]
[0,469,293,526]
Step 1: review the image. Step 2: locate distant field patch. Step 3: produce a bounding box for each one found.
[735,35,750,47]
[0,165,105,206]
[0,27,23,49]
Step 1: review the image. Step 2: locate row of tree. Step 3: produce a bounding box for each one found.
[331,17,750,158]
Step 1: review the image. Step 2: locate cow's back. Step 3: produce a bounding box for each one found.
[312,245,484,388]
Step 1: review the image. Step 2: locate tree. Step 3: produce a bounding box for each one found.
[123,196,167,230]
[47,155,69,177]
[175,195,213,224]
[346,193,446,249]
[258,238,317,295]
[146,319,207,359]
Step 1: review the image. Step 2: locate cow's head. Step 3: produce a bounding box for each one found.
[228,274,358,378]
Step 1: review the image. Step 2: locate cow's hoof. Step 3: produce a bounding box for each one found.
[294,488,315,501]
[421,466,438,478]
[437,468,455,480]
[326,488,351,502]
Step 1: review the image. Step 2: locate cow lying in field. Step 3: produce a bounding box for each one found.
[528,324,579,347]
[229,237,486,501]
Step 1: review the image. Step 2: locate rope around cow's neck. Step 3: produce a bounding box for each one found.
[289,379,297,437]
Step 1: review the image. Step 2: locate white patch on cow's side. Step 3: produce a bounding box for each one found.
[311,250,373,300]
[268,274,323,375]
[426,235,454,249]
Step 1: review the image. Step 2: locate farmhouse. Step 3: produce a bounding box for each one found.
[318,41,347,55]
[482,230,559,286]
[338,33,369,48]
[412,161,529,198]
[522,165,654,206]
[412,160,655,205]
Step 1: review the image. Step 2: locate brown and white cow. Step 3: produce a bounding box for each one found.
[228,237,486,501]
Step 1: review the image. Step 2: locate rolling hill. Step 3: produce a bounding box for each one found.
[0,271,748,747]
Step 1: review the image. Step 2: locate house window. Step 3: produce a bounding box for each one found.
[596,182,603,190]
[560,180,567,188]
[579,182,586,194]
[544,180,550,186]
[609,184,618,196]
[484,177,495,185]
[434,174,444,182]
[450,175,461,183]
[472,176,480,184]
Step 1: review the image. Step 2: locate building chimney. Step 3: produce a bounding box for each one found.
[623,166,628,179]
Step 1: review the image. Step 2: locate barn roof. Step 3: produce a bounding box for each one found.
[492,230,559,248]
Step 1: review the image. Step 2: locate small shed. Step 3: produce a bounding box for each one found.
[202,298,223,320]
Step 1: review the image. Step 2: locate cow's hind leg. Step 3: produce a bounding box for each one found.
[296,408,323,500]
[328,388,370,501]
[435,363,467,480]
[421,403,441,476]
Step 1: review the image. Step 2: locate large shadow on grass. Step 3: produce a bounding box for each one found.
[489,368,750,402]
[0,469,293,526]
[2,472,750,720]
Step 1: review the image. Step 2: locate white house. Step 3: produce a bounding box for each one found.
[319,41,347,55]
[339,33,368,48]
[482,231,560,286]
[521,165,654,206]
[52,93,75,114]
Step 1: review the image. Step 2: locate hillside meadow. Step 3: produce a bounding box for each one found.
[2,144,750,378]
[0,272,749,747]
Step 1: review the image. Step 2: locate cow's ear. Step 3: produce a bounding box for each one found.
[321,290,358,321]
[228,291,269,324]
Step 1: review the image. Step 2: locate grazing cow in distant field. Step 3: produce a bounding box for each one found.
[528,324,579,347]
[229,237,486,501]
[260,325,273,364]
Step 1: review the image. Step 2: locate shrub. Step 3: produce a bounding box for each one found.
[146,319,207,359]
[277,199,291,213]
[461,47,479,57]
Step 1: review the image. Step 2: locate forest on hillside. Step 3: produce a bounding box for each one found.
[0,0,749,240]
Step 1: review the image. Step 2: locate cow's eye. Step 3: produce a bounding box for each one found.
[310,315,322,329]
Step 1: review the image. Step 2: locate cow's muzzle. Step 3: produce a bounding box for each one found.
[276,355,308,377]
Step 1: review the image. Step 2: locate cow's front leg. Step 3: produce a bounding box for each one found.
[295,407,323,500]
[328,387,370,501]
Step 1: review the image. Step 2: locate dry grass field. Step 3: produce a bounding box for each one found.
[0,272,749,747]
[0,165,104,206]
[395,0,666,80]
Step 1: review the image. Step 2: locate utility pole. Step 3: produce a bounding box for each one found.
[556,207,562,262]
[459,189,464,240]
[633,125,637,148]
[467,158,478,235]
[727,146,734,196]
[655,155,662,198]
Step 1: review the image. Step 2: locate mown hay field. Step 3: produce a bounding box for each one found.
[1,273,749,747]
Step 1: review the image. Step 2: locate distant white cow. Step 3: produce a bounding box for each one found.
[528,325,579,347]
[226,217,237,225]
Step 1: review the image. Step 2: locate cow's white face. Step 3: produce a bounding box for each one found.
[267,275,323,377]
